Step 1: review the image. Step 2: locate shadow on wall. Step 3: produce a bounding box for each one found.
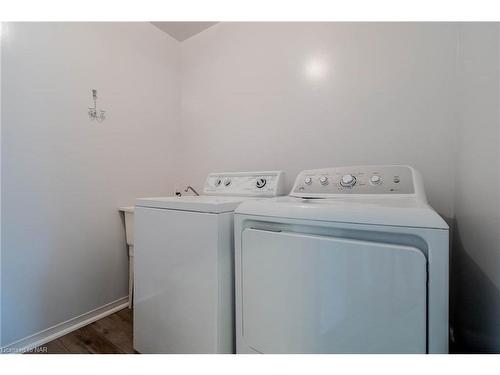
[450,223,500,353]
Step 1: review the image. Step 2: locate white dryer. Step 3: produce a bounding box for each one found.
[134,171,285,353]
[234,165,449,354]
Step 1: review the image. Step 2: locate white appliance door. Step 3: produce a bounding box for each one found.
[241,228,427,353]
[134,207,224,353]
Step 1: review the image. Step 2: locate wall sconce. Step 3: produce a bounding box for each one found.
[88,89,106,123]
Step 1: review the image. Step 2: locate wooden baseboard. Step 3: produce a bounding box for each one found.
[1,297,129,354]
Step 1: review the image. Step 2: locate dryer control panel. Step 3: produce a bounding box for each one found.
[290,165,423,199]
[204,171,286,197]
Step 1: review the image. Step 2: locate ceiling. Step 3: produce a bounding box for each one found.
[151,22,218,42]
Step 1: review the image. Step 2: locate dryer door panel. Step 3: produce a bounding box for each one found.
[240,228,427,353]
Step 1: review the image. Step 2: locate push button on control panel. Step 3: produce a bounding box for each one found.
[319,176,329,185]
[370,175,382,185]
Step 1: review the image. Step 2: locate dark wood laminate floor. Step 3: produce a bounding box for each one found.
[27,308,135,354]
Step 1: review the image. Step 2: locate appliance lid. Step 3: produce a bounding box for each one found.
[136,195,250,213]
[235,196,449,230]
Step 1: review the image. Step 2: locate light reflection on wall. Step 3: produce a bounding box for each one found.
[304,56,330,82]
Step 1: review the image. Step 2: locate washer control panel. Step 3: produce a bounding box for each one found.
[290,166,416,198]
[204,171,286,197]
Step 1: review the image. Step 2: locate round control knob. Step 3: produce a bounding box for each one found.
[340,174,356,187]
[223,178,231,187]
[256,178,267,189]
[304,177,313,185]
[370,175,382,185]
[214,178,222,187]
[319,176,329,185]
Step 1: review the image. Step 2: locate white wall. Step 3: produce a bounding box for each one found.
[1,22,180,347]
[179,22,458,217]
[456,23,500,292]
[0,22,3,348]
[452,23,500,352]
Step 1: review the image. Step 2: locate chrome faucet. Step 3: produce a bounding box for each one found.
[184,186,200,196]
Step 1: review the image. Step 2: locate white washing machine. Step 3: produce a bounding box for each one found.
[134,171,285,353]
[235,165,449,354]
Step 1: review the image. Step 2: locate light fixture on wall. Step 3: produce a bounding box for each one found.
[88,89,106,123]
